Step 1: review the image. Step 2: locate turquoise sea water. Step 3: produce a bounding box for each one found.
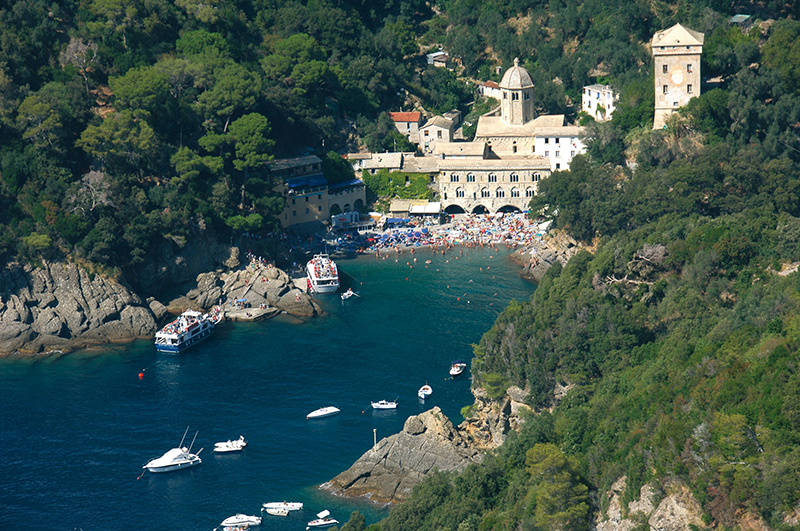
[0,246,536,531]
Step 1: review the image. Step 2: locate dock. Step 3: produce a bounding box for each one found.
[221,307,281,322]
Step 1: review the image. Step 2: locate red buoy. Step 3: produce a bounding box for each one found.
[138,372,144,380]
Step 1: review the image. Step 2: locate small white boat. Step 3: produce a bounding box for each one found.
[262,501,303,512]
[214,435,247,453]
[418,384,432,400]
[371,400,398,410]
[264,508,289,517]
[307,406,340,419]
[306,510,339,529]
[221,514,261,527]
[143,427,202,473]
[449,361,467,377]
[340,288,356,300]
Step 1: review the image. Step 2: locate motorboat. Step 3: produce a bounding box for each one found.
[262,501,303,512]
[340,288,356,300]
[371,400,398,410]
[154,308,221,353]
[449,361,467,377]
[214,435,247,453]
[217,526,249,531]
[306,510,339,529]
[221,514,261,527]
[306,254,340,294]
[264,508,289,517]
[418,384,433,400]
[143,427,202,473]
[307,406,340,419]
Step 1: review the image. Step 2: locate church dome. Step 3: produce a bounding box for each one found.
[500,58,534,89]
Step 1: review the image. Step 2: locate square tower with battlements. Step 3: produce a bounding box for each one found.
[652,24,704,129]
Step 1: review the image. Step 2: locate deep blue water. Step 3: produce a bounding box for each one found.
[0,247,535,531]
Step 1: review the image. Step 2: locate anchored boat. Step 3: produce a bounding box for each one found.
[214,435,247,453]
[307,406,340,419]
[306,254,340,294]
[154,309,221,353]
[143,427,202,473]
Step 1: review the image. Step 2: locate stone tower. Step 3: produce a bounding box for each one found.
[500,58,535,126]
[652,24,704,129]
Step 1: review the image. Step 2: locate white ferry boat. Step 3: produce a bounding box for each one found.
[306,254,340,293]
[154,309,221,353]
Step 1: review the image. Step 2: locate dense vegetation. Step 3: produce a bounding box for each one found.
[354,9,800,531]
[3,0,800,529]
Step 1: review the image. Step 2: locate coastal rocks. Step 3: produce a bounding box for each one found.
[515,230,587,283]
[0,261,157,355]
[182,263,324,319]
[131,234,240,295]
[459,386,531,450]
[324,407,482,504]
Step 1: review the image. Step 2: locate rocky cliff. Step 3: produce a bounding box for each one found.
[511,229,588,283]
[323,407,483,504]
[0,261,157,355]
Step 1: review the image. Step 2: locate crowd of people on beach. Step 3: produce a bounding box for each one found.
[362,213,549,254]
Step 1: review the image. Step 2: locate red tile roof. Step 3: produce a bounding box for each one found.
[389,111,421,123]
[482,81,500,89]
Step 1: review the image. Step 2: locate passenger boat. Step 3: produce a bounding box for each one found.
[262,501,303,512]
[306,254,340,294]
[220,514,261,527]
[371,399,398,410]
[214,435,247,453]
[154,309,221,353]
[449,361,467,377]
[143,427,202,473]
[307,406,340,419]
[306,510,338,529]
[418,384,433,400]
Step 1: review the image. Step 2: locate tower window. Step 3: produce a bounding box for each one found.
[662,65,668,74]
[687,84,693,94]
[687,64,693,73]
[663,85,668,94]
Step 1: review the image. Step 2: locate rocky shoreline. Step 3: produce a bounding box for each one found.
[0,253,323,357]
[323,386,532,504]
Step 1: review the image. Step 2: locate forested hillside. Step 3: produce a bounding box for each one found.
[373,5,800,531]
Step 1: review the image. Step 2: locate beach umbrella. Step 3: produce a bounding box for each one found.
[414,231,422,238]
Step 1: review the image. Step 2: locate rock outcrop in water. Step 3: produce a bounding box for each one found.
[323,407,482,504]
[0,257,323,356]
[0,261,157,355]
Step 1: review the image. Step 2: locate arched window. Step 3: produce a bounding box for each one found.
[488,174,497,183]
[526,187,535,197]
[481,187,490,198]
[466,173,475,183]
[533,173,541,182]
[510,173,519,183]
[511,188,520,198]
[450,173,459,183]
[496,188,505,198]
[456,187,465,198]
